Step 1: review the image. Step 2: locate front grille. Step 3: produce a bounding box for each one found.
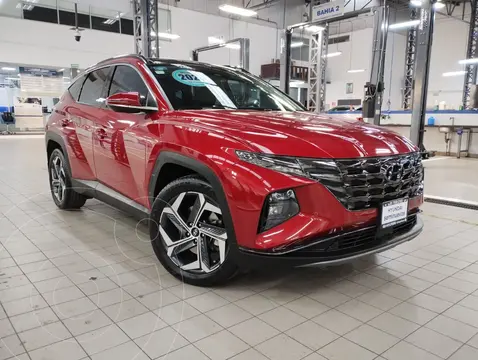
[300,152,423,211]
[288,213,418,257]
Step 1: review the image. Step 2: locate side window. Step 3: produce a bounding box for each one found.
[108,65,153,106]
[78,67,109,106]
[68,75,86,101]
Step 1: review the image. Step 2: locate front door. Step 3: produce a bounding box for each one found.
[93,64,156,207]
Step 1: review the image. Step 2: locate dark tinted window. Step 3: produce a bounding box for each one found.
[109,65,153,106]
[68,75,86,101]
[78,68,109,106]
[148,64,304,111]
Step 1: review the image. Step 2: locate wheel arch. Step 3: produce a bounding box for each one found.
[45,131,71,171]
[148,151,238,248]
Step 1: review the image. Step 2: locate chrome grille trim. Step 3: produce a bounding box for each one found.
[299,152,424,211]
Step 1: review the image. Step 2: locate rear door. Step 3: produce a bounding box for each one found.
[93,64,155,206]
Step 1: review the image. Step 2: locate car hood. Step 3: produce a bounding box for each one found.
[173,110,417,158]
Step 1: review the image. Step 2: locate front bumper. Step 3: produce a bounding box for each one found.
[235,213,423,269]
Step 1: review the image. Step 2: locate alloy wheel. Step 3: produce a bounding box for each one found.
[159,191,227,273]
[50,155,66,203]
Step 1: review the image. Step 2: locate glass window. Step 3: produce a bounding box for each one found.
[109,65,153,106]
[78,68,109,106]
[148,63,304,111]
[68,75,86,101]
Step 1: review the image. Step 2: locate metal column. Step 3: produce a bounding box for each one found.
[308,25,328,113]
[133,0,160,58]
[191,38,251,71]
[280,30,293,94]
[410,0,435,147]
[367,5,390,125]
[462,0,478,109]
[403,8,418,110]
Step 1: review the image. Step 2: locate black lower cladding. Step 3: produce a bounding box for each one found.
[271,212,418,258]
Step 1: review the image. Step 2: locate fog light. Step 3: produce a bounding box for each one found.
[259,189,299,232]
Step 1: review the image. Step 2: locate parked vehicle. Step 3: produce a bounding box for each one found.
[45,55,424,286]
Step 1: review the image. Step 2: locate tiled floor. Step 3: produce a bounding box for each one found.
[1,135,478,360]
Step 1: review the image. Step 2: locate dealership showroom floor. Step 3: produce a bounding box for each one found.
[1,137,478,360]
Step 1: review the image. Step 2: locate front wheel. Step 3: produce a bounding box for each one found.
[150,176,238,286]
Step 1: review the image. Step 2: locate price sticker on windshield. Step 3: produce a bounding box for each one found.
[172,70,207,87]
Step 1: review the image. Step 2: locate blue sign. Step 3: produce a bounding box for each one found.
[312,0,344,21]
[457,128,463,135]
[172,70,206,87]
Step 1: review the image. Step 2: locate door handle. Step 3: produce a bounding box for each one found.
[95,128,107,139]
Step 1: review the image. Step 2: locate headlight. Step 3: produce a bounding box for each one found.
[235,150,339,181]
[235,150,306,177]
[259,189,299,232]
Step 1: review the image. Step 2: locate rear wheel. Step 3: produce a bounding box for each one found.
[150,176,238,286]
[48,149,87,209]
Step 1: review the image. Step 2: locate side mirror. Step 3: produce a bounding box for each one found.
[106,92,158,113]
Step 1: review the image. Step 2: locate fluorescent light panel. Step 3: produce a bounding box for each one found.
[348,69,365,73]
[434,2,445,9]
[291,41,304,48]
[208,36,225,45]
[150,31,180,39]
[459,58,478,65]
[219,4,257,17]
[225,43,240,49]
[1,67,16,71]
[389,20,420,30]
[443,71,466,77]
[326,51,342,58]
[410,0,422,6]
[300,25,325,33]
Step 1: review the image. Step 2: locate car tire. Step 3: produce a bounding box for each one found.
[150,175,238,286]
[48,148,87,210]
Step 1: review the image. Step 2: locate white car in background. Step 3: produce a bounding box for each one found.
[327,106,363,121]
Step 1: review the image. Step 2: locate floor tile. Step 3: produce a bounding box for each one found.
[327,280,370,297]
[448,345,478,360]
[0,334,27,360]
[172,314,222,342]
[389,302,438,325]
[318,337,376,360]
[195,330,249,360]
[52,297,97,320]
[229,317,280,347]
[89,287,132,308]
[2,294,49,317]
[375,282,419,300]
[206,303,253,328]
[406,293,453,313]
[18,321,71,351]
[258,306,306,332]
[156,344,210,360]
[62,308,113,336]
[91,340,150,360]
[426,315,478,343]
[235,294,279,316]
[286,320,339,351]
[101,298,148,322]
[156,300,201,325]
[368,312,421,339]
[283,296,329,319]
[76,324,130,355]
[405,327,462,358]
[28,339,86,360]
[382,341,442,360]
[458,294,478,311]
[42,286,85,306]
[229,348,268,360]
[256,333,312,360]
[186,291,229,313]
[423,284,468,303]
[345,324,399,354]
[312,309,362,335]
[307,288,351,307]
[10,307,58,333]
[357,290,402,311]
[336,299,383,322]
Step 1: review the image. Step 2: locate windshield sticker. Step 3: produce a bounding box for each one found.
[172,70,207,87]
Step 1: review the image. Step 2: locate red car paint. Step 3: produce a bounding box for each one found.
[47,55,423,251]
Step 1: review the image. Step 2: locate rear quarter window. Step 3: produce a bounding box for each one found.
[68,75,86,101]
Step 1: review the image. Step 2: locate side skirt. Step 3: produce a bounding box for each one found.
[71,179,150,220]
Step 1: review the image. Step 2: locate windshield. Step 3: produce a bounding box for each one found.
[148,63,305,111]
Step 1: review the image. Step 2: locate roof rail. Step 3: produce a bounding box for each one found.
[89,54,148,69]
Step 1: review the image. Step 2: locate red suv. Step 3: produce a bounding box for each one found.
[45,55,424,286]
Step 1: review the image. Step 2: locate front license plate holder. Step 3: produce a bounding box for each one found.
[380,198,409,231]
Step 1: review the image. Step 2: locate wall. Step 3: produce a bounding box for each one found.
[0,5,279,75]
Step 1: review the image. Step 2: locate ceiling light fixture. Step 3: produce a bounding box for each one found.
[442,71,466,77]
[347,69,365,73]
[389,20,420,30]
[225,43,241,50]
[208,36,225,45]
[291,41,304,48]
[459,58,478,65]
[1,67,16,71]
[300,25,325,33]
[434,1,445,9]
[410,0,422,7]
[58,68,65,72]
[150,31,180,39]
[219,4,257,17]
[326,51,342,58]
